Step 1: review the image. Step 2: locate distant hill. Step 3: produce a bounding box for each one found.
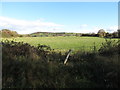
[0,29,19,38]
[30,32,81,37]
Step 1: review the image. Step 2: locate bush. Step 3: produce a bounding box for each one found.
[99,39,119,56]
[2,40,119,88]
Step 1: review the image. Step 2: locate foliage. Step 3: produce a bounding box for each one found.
[99,39,119,55]
[2,39,119,88]
[97,29,106,37]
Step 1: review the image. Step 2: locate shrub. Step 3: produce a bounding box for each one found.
[2,40,119,88]
[98,39,119,56]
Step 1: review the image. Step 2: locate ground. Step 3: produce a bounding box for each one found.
[1,36,118,52]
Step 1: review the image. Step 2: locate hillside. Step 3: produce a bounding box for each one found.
[0,29,81,37]
[0,29,19,38]
[1,29,119,38]
[30,32,82,37]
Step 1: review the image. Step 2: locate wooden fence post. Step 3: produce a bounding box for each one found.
[64,49,72,65]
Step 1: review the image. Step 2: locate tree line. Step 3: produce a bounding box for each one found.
[1,29,120,38]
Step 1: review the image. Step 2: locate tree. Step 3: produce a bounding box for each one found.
[97,29,106,37]
[118,29,120,38]
[112,32,118,38]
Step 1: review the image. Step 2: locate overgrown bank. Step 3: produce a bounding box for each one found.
[1,39,120,88]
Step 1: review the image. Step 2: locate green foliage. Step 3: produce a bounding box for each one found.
[99,39,119,55]
[19,35,23,37]
[97,29,106,37]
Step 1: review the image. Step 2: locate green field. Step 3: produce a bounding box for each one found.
[2,36,112,52]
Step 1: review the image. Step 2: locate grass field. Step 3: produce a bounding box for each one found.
[2,36,112,52]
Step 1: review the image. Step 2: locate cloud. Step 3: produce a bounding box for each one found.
[0,16,64,34]
[77,25,118,33]
[0,16,118,34]
[80,24,88,28]
[77,25,100,33]
[106,25,118,33]
[91,26,118,33]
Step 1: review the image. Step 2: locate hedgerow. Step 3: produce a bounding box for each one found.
[1,39,119,88]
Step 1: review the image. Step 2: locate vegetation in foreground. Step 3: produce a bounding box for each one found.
[2,39,120,88]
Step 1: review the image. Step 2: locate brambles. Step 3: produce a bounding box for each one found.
[99,39,119,56]
[2,39,119,88]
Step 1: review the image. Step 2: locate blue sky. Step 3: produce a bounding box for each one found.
[0,2,118,34]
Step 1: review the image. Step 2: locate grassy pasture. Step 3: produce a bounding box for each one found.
[1,36,117,52]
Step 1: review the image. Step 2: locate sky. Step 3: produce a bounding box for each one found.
[0,1,118,34]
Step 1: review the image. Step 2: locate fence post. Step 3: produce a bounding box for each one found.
[64,49,72,65]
